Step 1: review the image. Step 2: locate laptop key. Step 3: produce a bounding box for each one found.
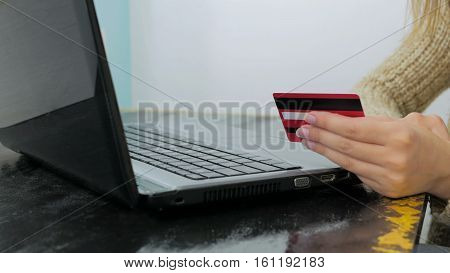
[177,154,195,160]
[222,155,242,160]
[179,164,199,170]
[159,157,179,163]
[170,161,193,167]
[191,146,211,152]
[189,167,211,173]
[238,153,258,158]
[141,160,157,166]
[163,151,180,156]
[189,151,207,157]
[245,162,280,172]
[233,158,254,164]
[213,152,231,157]
[155,155,171,161]
[184,158,204,163]
[209,158,229,164]
[194,161,215,167]
[216,168,243,176]
[250,156,268,160]
[218,161,241,168]
[185,174,205,180]
[200,172,225,179]
[134,154,148,160]
[231,166,261,174]
[203,164,226,171]
[172,147,190,153]
[147,160,167,167]
[272,163,302,170]
[203,155,218,160]
[164,166,183,172]
[174,170,191,176]
[263,159,285,165]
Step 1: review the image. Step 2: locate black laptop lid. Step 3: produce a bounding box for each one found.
[0,0,139,206]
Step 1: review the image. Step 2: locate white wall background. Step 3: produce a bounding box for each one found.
[129,0,449,119]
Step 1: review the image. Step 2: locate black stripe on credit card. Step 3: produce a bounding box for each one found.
[275,98,363,111]
[286,127,299,133]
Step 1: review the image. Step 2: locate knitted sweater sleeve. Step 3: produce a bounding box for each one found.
[354,6,450,119]
[354,6,450,217]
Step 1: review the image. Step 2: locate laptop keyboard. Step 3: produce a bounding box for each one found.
[124,126,302,180]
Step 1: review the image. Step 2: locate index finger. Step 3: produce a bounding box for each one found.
[305,111,391,144]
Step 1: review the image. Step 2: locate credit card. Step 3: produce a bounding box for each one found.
[273,93,365,142]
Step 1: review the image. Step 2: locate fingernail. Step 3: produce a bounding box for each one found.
[305,140,316,149]
[296,126,309,138]
[301,139,309,149]
[305,113,317,124]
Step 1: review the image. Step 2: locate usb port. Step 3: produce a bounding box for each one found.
[320,174,336,183]
[294,177,310,188]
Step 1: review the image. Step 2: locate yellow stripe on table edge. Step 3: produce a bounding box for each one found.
[372,195,425,253]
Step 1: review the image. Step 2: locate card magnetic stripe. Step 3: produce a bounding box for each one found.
[279,109,364,142]
[279,111,365,142]
[274,98,363,111]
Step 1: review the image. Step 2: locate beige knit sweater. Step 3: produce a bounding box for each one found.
[354,4,449,214]
[355,5,449,120]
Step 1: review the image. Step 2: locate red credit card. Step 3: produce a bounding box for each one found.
[273,93,365,142]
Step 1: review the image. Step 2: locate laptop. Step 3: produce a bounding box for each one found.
[0,0,356,209]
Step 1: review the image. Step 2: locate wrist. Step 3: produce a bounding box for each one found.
[428,141,450,199]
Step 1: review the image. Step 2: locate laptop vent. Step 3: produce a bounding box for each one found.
[203,182,281,203]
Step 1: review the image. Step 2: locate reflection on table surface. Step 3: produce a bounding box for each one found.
[0,143,427,252]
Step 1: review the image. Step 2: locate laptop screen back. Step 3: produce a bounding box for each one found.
[0,0,97,129]
[0,0,139,206]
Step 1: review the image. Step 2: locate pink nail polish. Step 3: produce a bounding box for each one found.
[305,140,316,149]
[305,114,317,124]
[298,127,309,138]
[301,139,309,149]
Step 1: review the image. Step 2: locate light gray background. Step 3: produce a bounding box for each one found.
[128,0,449,121]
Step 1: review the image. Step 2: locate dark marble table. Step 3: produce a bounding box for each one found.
[0,113,443,253]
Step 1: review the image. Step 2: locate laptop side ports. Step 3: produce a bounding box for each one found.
[294,177,311,189]
[320,174,336,183]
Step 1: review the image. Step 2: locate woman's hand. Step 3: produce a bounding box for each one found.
[296,112,450,199]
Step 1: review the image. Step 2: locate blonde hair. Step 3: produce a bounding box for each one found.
[408,0,448,37]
